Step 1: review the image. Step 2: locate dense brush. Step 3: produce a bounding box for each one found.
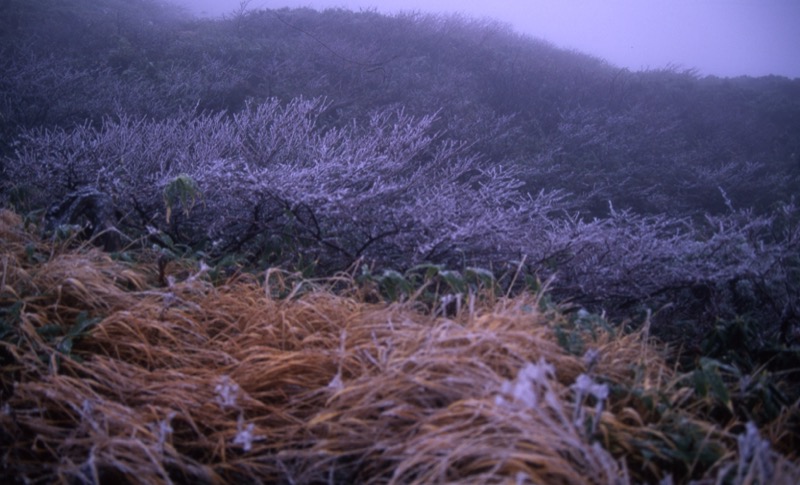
[1,209,798,484]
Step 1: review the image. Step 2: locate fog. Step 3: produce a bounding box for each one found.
[172,0,800,79]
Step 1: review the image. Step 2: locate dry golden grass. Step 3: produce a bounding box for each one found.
[1,209,798,484]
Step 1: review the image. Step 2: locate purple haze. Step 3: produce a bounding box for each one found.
[172,0,800,78]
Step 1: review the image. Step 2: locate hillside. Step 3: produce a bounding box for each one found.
[3,1,799,213]
[0,1,799,482]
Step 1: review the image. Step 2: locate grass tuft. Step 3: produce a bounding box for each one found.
[0,210,798,483]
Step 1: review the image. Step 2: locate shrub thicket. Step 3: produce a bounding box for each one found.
[1,1,800,482]
[0,0,797,395]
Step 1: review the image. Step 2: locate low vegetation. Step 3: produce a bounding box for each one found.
[1,0,799,483]
[1,210,798,483]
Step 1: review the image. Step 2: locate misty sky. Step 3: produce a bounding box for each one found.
[172,0,800,79]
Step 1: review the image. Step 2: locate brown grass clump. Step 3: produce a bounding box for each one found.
[1,211,798,484]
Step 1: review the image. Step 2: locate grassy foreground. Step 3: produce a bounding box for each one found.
[0,209,798,484]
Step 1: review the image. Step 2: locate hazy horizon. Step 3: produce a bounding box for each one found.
[170,0,800,79]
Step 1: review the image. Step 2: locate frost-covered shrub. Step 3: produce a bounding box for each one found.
[531,205,800,341]
[3,98,565,271]
[3,97,798,342]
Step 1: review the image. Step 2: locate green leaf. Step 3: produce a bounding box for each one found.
[159,233,176,250]
[465,266,494,287]
[163,173,202,223]
[0,301,23,341]
[439,270,465,294]
[25,243,47,264]
[693,358,733,412]
[66,311,101,339]
[36,324,63,342]
[378,269,411,301]
[408,264,442,281]
[57,336,74,355]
